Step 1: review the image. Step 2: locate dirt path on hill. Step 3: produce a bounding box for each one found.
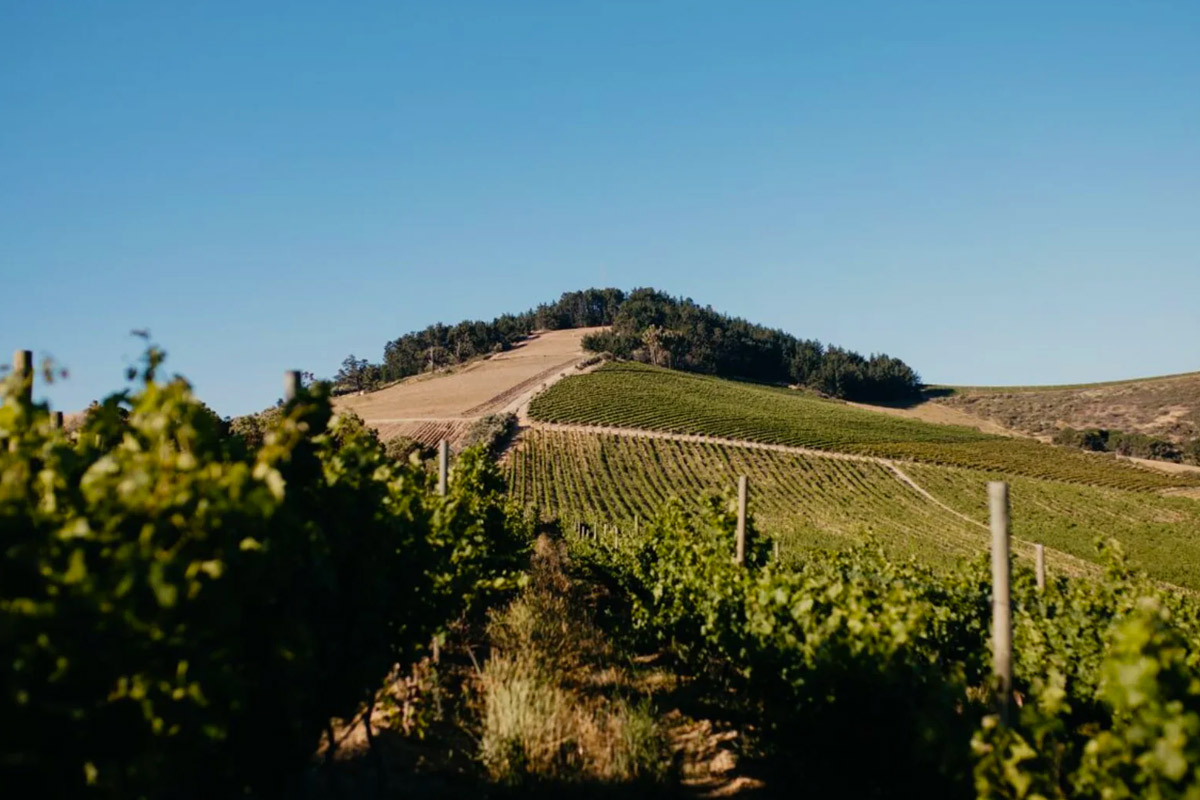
[509,359,605,425]
[525,421,896,465]
[362,416,466,424]
[886,463,986,529]
[1119,455,1200,476]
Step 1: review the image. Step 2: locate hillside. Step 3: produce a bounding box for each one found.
[336,332,1200,588]
[513,361,1200,590]
[343,287,924,403]
[931,371,1200,442]
[527,363,1198,491]
[333,327,598,447]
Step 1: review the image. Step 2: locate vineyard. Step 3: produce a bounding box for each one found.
[904,463,1200,590]
[0,352,530,797]
[528,363,1200,491]
[371,418,471,449]
[569,500,1200,798]
[8,347,1200,797]
[506,427,1200,588]
[505,429,1105,576]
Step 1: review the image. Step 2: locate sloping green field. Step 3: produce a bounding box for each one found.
[507,429,1096,575]
[507,429,1200,589]
[529,362,1200,491]
[516,362,1200,588]
[904,463,1200,590]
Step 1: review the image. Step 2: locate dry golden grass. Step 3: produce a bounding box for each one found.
[845,398,1019,436]
[334,327,601,424]
[933,372,1200,442]
[477,537,670,788]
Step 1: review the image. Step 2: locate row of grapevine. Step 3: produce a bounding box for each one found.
[904,462,1200,591]
[505,429,1094,576]
[373,418,471,448]
[528,363,1199,491]
[570,501,1200,798]
[0,352,530,797]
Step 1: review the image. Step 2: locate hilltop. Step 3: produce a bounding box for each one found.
[334,287,923,404]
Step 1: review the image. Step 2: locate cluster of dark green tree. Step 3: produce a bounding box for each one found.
[580,288,922,401]
[335,288,626,392]
[0,350,530,798]
[339,287,922,402]
[1054,426,1200,465]
[573,499,1200,798]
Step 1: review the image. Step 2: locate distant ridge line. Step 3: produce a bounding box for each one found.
[932,370,1200,394]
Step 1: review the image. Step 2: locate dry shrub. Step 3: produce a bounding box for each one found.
[479,654,663,785]
[477,538,668,787]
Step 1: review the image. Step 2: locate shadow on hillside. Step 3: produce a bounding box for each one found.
[851,387,954,411]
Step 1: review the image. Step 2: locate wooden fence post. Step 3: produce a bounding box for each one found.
[13,350,32,403]
[437,440,449,496]
[1035,544,1046,592]
[989,481,1012,724]
[735,475,748,565]
[283,370,301,402]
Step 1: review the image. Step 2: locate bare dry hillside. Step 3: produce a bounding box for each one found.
[931,371,1200,441]
[334,327,600,446]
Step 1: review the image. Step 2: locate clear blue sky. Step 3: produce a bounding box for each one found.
[2,1,1197,416]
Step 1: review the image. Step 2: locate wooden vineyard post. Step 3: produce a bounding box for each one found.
[1035,544,1046,592]
[437,440,449,496]
[283,370,301,402]
[989,481,1012,724]
[432,438,450,665]
[13,349,33,403]
[735,475,748,565]
[51,411,63,429]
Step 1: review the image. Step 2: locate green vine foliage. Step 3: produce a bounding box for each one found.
[573,497,1200,798]
[0,351,530,797]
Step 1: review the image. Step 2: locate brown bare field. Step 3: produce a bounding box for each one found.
[931,371,1200,441]
[844,399,1020,437]
[334,327,601,441]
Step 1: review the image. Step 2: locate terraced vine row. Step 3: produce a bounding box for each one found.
[373,419,471,448]
[506,429,1090,573]
[905,463,1200,591]
[528,362,1198,491]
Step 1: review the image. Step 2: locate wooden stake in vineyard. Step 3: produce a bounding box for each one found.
[13,349,33,403]
[283,370,301,402]
[989,481,1012,725]
[735,475,748,565]
[1035,543,1046,591]
[438,440,449,496]
[433,437,450,664]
